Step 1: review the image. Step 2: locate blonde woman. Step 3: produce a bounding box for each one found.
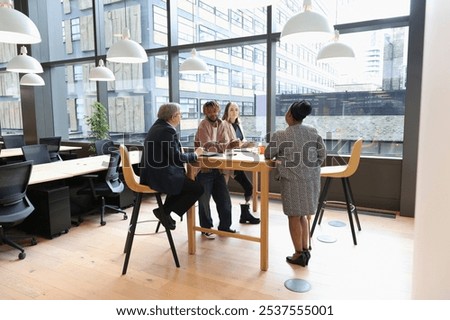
[222,102,260,224]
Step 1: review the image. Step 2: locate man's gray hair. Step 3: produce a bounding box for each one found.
[158,103,180,121]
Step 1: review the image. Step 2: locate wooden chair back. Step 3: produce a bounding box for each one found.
[119,145,157,194]
[343,138,363,178]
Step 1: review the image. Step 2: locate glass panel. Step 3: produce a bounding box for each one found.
[59,56,167,144]
[177,0,268,45]
[179,44,267,146]
[38,0,167,61]
[334,0,410,24]
[50,62,97,139]
[105,0,167,50]
[275,27,408,157]
[153,4,168,46]
[0,70,22,135]
[36,1,95,61]
[274,1,410,33]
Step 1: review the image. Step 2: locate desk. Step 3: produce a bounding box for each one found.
[187,151,274,271]
[0,145,82,158]
[29,150,141,185]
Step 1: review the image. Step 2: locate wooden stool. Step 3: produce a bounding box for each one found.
[311,138,363,245]
[119,145,180,275]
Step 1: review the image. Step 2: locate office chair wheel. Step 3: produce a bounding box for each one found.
[31,237,37,246]
[101,221,106,226]
[18,252,26,260]
[123,214,128,220]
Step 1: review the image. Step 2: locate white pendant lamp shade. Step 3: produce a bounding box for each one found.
[281,0,333,43]
[0,2,41,44]
[7,46,43,73]
[317,30,355,61]
[180,49,209,74]
[106,28,148,64]
[20,73,45,86]
[89,59,115,81]
[207,0,279,8]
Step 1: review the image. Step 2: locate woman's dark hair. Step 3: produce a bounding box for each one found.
[290,100,312,121]
[222,102,239,123]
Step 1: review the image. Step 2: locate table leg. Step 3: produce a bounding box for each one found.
[187,167,196,255]
[252,171,258,212]
[260,169,269,271]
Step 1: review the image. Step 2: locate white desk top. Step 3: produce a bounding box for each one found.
[0,145,82,158]
[28,150,141,185]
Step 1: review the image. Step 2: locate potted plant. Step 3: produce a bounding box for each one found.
[85,101,110,153]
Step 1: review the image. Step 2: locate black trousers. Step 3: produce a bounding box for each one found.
[233,170,253,198]
[163,177,204,217]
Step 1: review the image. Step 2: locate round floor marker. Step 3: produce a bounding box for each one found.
[317,234,337,243]
[328,220,346,227]
[284,278,311,293]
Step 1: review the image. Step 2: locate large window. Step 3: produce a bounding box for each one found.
[276,26,408,157]
[15,0,410,158]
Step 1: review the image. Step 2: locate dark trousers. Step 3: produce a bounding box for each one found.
[233,170,253,198]
[196,170,232,230]
[163,177,204,217]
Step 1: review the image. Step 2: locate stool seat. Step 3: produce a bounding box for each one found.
[320,165,349,177]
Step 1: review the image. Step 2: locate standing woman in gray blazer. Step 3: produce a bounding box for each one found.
[265,100,326,267]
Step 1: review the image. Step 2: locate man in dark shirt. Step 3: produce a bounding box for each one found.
[140,103,204,230]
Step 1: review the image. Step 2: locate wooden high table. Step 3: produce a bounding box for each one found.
[187,151,274,271]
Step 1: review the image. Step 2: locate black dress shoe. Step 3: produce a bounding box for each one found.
[286,252,308,267]
[153,208,176,230]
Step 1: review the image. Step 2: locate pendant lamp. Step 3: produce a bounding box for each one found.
[0,1,41,44]
[20,73,45,86]
[207,0,279,8]
[281,0,333,43]
[6,46,43,73]
[180,49,209,74]
[89,59,115,81]
[107,28,147,63]
[317,30,355,61]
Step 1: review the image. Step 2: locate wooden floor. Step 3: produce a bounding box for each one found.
[0,195,414,300]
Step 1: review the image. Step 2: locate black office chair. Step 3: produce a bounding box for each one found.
[39,136,62,162]
[77,151,128,226]
[0,161,37,260]
[21,144,51,164]
[95,139,117,155]
[1,134,25,149]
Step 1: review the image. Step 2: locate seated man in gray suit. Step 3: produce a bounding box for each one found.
[140,103,204,230]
